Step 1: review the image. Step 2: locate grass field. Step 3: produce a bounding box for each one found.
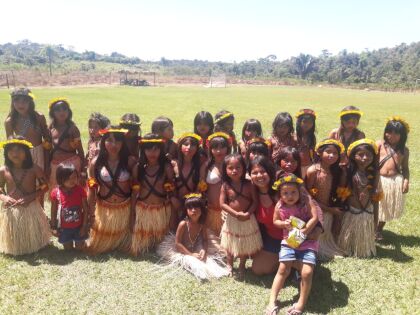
[0,85,419,314]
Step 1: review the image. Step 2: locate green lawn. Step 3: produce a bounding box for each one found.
[0,85,419,314]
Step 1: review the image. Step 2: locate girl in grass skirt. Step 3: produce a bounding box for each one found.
[86,127,136,255]
[0,138,50,256]
[129,133,176,256]
[338,139,380,258]
[376,117,410,240]
[156,193,230,280]
[220,153,262,277]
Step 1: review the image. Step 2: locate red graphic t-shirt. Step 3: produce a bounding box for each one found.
[50,185,87,229]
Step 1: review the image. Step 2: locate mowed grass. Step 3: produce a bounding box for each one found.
[0,85,419,314]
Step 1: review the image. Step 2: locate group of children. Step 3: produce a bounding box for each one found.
[0,88,410,315]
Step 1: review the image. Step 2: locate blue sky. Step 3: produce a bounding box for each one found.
[2,0,419,62]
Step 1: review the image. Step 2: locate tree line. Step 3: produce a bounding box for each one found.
[1,40,419,89]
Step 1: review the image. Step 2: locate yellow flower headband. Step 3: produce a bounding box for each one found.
[177,132,202,144]
[0,139,33,149]
[207,132,230,142]
[214,112,233,124]
[387,116,410,134]
[98,128,129,136]
[139,138,166,144]
[272,175,304,191]
[120,120,141,126]
[315,139,345,154]
[48,97,70,110]
[184,192,202,199]
[339,109,363,118]
[295,109,317,119]
[347,138,378,157]
[10,90,36,100]
[247,137,271,148]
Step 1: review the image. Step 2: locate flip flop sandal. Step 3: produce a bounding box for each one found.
[286,304,303,315]
[264,305,279,315]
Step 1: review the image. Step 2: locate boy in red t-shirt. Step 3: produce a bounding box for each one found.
[50,163,89,250]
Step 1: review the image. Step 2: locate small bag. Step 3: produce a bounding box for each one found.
[286,228,307,249]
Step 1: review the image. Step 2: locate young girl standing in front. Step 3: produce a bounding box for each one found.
[0,138,50,255]
[5,88,51,172]
[50,163,89,250]
[295,109,316,178]
[48,98,85,189]
[376,117,410,240]
[306,139,345,260]
[129,133,176,255]
[267,175,319,315]
[156,193,230,280]
[239,119,263,158]
[338,139,379,258]
[220,153,262,277]
[269,112,297,163]
[205,132,232,235]
[151,116,178,161]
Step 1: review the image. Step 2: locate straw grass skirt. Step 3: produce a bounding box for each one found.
[338,206,376,258]
[31,144,45,170]
[129,200,171,256]
[378,174,405,222]
[220,213,262,257]
[156,233,230,280]
[0,200,51,256]
[206,205,224,236]
[50,155,81,189]
[87,198,130,255]
[318,212,344,261]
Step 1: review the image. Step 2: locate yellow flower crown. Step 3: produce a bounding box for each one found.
[339,109,363,118]
[387,116,410,134]
[184,192,202,199]
[214,112,233,124]
[98,128,129,136]
[247,137,271,148]
[315,139,345,154]
[48,97,70,110]
[295,109,317,119]
[347,138,378,157]
[139,138,166,144]
[10,90,36,100]
[177,132,202,144]
[120,120,141,126]
[272,175,304,191]
[207,132,231,142]
[0,139,33,149]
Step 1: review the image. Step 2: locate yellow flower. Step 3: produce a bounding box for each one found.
[87,177,98,189]
[310,188,319,197]
[197,180,208,192]
[132,184,141,191]
[163,182,175,192]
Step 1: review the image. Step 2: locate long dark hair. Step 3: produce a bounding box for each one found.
[194,111,214,138]
[347,144,377,191]
[315,143,342,206]
[49,99,74,128]
[214,110,234,132]
[246,140,270,167]
[207,135,232,172]
[89,112,110,129]
[222,153,246,184]
[151,116,173,135]
[184,196,207,224]
[120,113,141,132]
[242,118,262,142]
[137,133,167,181]
[248,155,276,197]
[384,120,408,153]
[4,141,33,169]
[9,88,37,130]
[277,146,302,178]
[178,136,201,188]
[272,112,294,136]
[296,113,316,150]
[95,129,130,178]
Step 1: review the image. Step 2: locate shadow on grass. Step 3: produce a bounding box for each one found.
[375,230,419,263]
[14,243,162,266]
[243,264,349,313]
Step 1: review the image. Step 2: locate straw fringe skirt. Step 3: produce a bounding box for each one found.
[378,174,405,222]
[156,233,230,280]
[318,212,345,261]
[220,213,262,257]
[129,200,171,256]
[87,198,130,255]
[206,205,224,236]
[0,201,51,256]
[31,144,45,170]
[338,206,376,258]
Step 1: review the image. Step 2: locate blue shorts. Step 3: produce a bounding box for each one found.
[279,245,317,265]
[259,224,281,254]
[58,227,88,244]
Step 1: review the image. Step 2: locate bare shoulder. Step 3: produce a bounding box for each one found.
[306,164,317,175]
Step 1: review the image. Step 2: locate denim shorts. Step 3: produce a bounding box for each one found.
[58,227,88,244]
[279,245,317,265]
